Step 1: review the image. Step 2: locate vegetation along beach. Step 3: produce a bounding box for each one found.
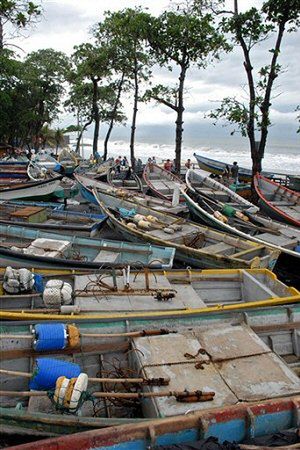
[0,0,299,448]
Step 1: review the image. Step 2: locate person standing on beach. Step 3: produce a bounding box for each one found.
[115,156,122,173]
[185,158,192,169]
[231,161,239,183]
[164,159,173,171]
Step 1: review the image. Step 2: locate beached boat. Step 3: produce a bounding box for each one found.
[107,166,144,192]
[143,163,185,201]
[12,396,299,449]
[0,320,299,440]
[0,160,28,180]
[0,176,63,201]
[0,204,107,237]
[58,149,78,175]
[194,152,295,184]
[32,152,62,173]
[75,173,187,215]
[79,157,115,179]
[254,174,300,227]
[0,224,175,270]
[184,169,300,259]
[93,188,280,270]
[27,161,50,181]
[0,267,298,316]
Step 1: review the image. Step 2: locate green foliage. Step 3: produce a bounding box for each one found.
[210,0,300,168]
[0,0,41,49]
[94,8,153,89]
[0,48,69,146]
[148,9,230,68]
[143,84,178,109]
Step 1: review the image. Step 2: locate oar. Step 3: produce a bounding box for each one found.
[0,328,175,340]
[0,389,215,401]
[0,369,170,386]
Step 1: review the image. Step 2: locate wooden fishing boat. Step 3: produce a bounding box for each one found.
[107,166,143,192]
[58,149,78,175]
[193,153,295,184]
[143,163,185,201]
[184,169,300,259]
[27,161,50,181]
[11,396,300,449]
[0,267,298,317]
[254,174,300,227]
[75,173,187,215]
[0,320,299,440]
[32,152,62,172]
[0,176,63,201]
[93,188,280,270]
[0,224,175,270]
[0,204,107,237]
[0,160,28,180]
[80,157,115,180]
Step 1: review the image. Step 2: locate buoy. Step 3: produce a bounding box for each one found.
[127,222,137,230]
[213,211,228,223]
[222,204,236,218]
[60,305,80,314]
[132,214,145,223]
[163,227,175,234]
[137,220,151,230]
[30,358,81,390]
[235,211,249,221]
[146,215,159,223]
[170,224,182,231]
[53,373,88,412]
[54,376,70,405]
[33,323,67,351]
[67,324,80,348]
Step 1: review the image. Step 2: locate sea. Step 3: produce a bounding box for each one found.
[75,137,300,175]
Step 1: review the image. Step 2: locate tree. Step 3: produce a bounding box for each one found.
[209,0,300,180]
[0,0,41,51]
[70,43,115,156]
[95,8,152,169]
[24,48,70,149]
[0,48,69,147]
[145,5,229,174]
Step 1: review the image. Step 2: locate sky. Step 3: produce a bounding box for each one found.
[9,0,300,151]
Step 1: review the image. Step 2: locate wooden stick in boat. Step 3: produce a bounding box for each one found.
[0,328,175,340]
[0,369,170,386]
[0,389,215,401]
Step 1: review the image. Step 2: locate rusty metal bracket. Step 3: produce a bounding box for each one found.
[176,390,215,403]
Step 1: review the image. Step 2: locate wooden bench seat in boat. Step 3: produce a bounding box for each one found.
[271,200,295,207]
[201,242,234,255]
[93,250,119,263]
[240,270,277,301]
[256,232,299,248]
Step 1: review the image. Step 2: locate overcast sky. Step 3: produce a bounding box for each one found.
[11,0,300,149]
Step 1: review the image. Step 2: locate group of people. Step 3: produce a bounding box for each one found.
[222,161,239,183]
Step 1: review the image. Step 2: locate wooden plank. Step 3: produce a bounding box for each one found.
[1,342,129,360]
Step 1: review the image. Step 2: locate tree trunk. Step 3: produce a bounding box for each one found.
[0,17,3,51]
[92,77,100,157]
[174,65,186,175]
[76,118,93,154]
[103,73,124,161]
[258,22,285,161]
[130,61,138,171]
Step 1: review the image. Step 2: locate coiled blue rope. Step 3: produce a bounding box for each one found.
[30,358,81,390]
[34,323,66,351]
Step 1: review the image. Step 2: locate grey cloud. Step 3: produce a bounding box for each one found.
[35,2,97,36]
